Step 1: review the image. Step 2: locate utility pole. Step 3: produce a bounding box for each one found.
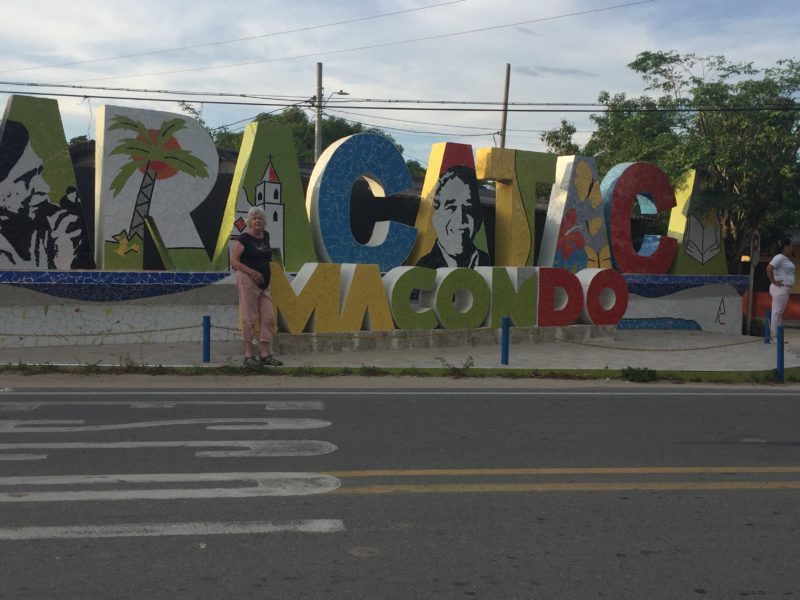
[314,62,323,162]
[499,63,510,148]
[747,231,761,334]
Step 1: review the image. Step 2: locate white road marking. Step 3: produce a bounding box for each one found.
[0,454,46,461]
[0,472,341,502]
[0,440,337,460]
[3,390,800,397]
[0,418,331,433]
[0,519,346,540]
[0,400,324,412]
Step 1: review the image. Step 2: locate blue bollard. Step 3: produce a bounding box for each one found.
[202,315,211,363]
[501,316,510,365]
[776,326,784,383]
[764,311,771,344]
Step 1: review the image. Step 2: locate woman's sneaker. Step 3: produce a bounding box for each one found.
[243,356,259,367]
[259,354,283,366]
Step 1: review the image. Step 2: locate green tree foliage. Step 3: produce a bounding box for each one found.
[541,52,800,270]
[212,107,421,176]
[540,119,581,156]
[405,159,425,179]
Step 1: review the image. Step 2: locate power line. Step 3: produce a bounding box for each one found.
[1,88,796,116]
[63,1,658,84]
[0,79,606,107]
[0,0,467,76]
[323,110,494,137]
[0,80,310,102]
[327,107,594,133]
[0,88,301,108]
[209,99,312,132]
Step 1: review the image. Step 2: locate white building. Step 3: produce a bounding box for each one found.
[232,156,285,264]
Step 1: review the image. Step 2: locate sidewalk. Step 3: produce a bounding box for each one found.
[0,327,796,373]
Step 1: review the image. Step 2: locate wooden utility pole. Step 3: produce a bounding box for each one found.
[314,62,323,162]
[499,63,511,148]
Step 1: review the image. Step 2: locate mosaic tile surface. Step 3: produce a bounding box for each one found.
[309,134,416,271]
[623,274,749,297]
[618,318,702,330]
[0,271,229,302]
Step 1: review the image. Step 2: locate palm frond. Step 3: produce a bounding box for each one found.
[157,118,187,144]
[162,148,210,178]
[109,138,157,158]
[109,159,147,197]
[108,115,149,137]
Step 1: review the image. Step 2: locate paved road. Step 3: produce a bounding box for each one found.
[1,386,800,599]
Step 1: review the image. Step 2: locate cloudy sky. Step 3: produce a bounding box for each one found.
[0,0,797,166]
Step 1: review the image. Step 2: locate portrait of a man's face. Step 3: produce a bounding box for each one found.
[0,141,50,219]
[432,173,478,257]
[416,165,490,269]
[0,119,93,270]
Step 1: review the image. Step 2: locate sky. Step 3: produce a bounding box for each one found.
[0,0,797,167]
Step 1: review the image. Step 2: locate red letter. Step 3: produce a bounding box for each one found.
[537,268,583,326]
[577,268,629,325]
[604,162,677,274]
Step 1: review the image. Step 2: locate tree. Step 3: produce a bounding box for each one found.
[546,51,800,270]
[405,159,425,179]
[540,119,581,155]
[108,115,209,239]
[212,106,423,177]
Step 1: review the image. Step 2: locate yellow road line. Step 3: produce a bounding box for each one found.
[331,481,800,495]
[324,466,800,478]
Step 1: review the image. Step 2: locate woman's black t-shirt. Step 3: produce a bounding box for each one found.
[237,231,272,289]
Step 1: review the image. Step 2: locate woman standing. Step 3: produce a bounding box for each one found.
[230,207,283,366]
[767,237,795,342]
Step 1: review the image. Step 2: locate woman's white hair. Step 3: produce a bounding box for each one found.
[246,206,267,227]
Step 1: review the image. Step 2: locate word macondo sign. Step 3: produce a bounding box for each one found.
[0,96,724,333]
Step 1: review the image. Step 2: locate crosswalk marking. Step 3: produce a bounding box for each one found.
[0,440,338,460]
[0,397,344,539]
[0,400,325,412]
[0,418,331,432]
[0,472,341,502]
[0,519,346,540]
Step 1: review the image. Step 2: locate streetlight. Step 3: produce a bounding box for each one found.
[313,62,349,162]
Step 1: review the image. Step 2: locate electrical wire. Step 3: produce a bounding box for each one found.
[62,1,658,84]
[327,107,593,133]
[0,80,310,102]
[1,88,796,117]
[0,0,467,76]
[323,110,494,137]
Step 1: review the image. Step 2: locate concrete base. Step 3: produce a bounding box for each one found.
[0,271,746,349]
[271,324,616,356]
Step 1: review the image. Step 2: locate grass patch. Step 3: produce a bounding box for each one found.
[621,366,657,383]
[0,362,795,384]
[435,355,475,378]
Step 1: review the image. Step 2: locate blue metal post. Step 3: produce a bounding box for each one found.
[776,326,784,383]
[764,311,771,344]
[202,315,211,363]
[501,316,510,365]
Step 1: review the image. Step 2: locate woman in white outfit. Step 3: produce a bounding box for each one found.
[767,237,795,341]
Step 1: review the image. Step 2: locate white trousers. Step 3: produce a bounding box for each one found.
[769,284,791,339]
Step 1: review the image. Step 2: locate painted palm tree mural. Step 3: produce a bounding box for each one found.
[108,115,209,240]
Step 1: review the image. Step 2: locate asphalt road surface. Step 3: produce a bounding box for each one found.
[1,385,799,599]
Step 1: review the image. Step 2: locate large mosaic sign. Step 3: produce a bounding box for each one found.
[0,96,93,270]
[217,121,315,272]
[539,155,611,272]
[667,170,727,275]
[0,95,746,339]
[95,105,219,270]
[476,148,556,267]
[307,133,417,272]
